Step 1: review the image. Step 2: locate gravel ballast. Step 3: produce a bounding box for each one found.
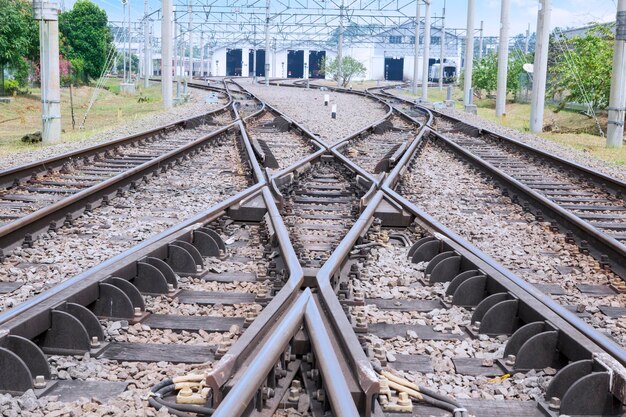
[398,140,626,347]
[245,82,388,143]
[0,130,252,312]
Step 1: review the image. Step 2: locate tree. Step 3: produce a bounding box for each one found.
[549,24,613,112]
[321,56,366,87]
[0,0,39,93]
[472,52,529,99]
[59,0,113,80]
[115,52,139,75]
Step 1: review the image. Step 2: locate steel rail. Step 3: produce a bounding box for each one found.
[0,89,232,190]
[0,121,249,252]
[263,78,428,184]
[431,131,626,278]
[371,85,626,276]
[425,107,626,193]
[381,131,626,368]
[211,290,310,417]
[0,181,264,338]
[0,110,267,334]
[205,186,304,405]
[315,191,384,416]
[304,295,361,417]
[365,84,434,126]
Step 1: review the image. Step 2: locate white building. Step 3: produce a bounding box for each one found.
[142,21,463,83]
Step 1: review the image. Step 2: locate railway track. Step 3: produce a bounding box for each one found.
[334,116,417,176]
[368,86,626,281]
[433,114,626,247]
[0,85,234,254]
[0,78,625,417]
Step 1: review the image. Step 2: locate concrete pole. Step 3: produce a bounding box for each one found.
[496,0,510,118]
[127,1,132,82]
[530,0,551,133]
[264,0,271,85]
[337,0,344,86]
[208,48,213,76]
[412,0,421,94]
[439,0,446,90]
[143,0,150,87]
[421,1,431,99]
[200,31,204,77]
[35,1,61,143]
[272,38,277,78]
[607,0,626,148]
[478,20,484,60]
[123,2,127,82]
[524,23,530,54]
[464,0,475,108]
[162,0,173,108]
[187,1,192,78]
[173,14,178,77]
[251,24,257,81]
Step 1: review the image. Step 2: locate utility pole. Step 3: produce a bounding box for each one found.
[253,23,257,81]
[200,31,205,78]
[264,0,271,85]
[162,0,173,108]
[496,0,510,119]
[412,0,421,94]
[478,20,484,60]
[34,0,61,143]
[122,1,127,83]
[127,0,131,82]
[421,1,431,100]
[337,0,344,87]
[464,0,475,111]
[524,23,530,54]
[143,0,149,87]
[272,38,277,78]
[607,0,626,148]
[530,0,551,133]
[439,0,446,90]
[187,1,192,78]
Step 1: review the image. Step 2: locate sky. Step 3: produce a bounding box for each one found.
[67,0,619,37]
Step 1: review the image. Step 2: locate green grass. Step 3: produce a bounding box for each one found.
[0,78,164,156]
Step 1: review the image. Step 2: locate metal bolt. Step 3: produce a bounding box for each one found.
[472,321,481,331]
[397,391,411,407]
[90,336,100,348]
[167,283,175,293]
[307,369,319,381]
[505,354,516,366]
[291,380,302,391]
[262,387,274,399]
[548,397,561,410]
[134,307,142,317]
[34,375,46,389]
[315,389,325,402]
[288,387,300,402]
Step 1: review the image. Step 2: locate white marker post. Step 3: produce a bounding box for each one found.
[331,104,337,119]
[324,94,329,106]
